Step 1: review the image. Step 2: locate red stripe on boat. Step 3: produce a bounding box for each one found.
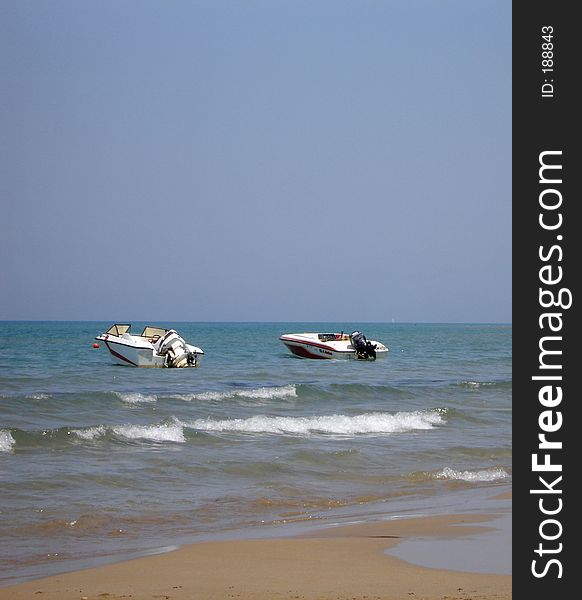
[105,342,139,366]
[284,343,330,359]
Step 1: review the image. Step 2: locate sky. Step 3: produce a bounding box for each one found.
[0,0,511,323]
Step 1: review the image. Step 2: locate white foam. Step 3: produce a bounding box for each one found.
[0,429,16,453]
[461,381,494,388]
[72,421,186,443]
[72,425,107,440]
[243,385,298,399]
[111,423,185,443]
[435,466,510,482]
[175,385,297,403]
[115,392,157,404]
[190,410,444,436]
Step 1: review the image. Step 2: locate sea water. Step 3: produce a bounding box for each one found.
[0,322,511,585]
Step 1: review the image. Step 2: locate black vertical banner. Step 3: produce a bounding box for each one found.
[513,1,580,598]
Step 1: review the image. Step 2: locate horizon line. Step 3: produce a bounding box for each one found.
[0,319,513,325]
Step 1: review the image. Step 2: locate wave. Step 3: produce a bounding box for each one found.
[189,409,445,436]
[170,384,297,403]
[114,392,157,404]
[4,408,445,449]
[27,393,51,400]
[434,466,510,482]
[458,380,512,389]
[72,425,108,440]
[0,429,16,453]
[3,422,189,449]
[72,422,186,444]
[112,423,186,443]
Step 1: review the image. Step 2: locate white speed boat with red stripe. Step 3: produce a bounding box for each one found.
[95,324,204,368]
[279,331,388,360]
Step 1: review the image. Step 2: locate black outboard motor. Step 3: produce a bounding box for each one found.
[350,331,377,360]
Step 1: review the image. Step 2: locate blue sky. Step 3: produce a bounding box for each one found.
[0,0,511,322]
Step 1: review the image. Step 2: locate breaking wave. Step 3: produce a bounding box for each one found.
[5,409,447,449]
[189,410,445,436]
[173,384,297,403]
[458,380,512,390]
[114,392,157,404]
[72,422,185,443]
[72,426,108,441]
[434,466,510,482]
[0,429,16,453]
[112,423,186,443]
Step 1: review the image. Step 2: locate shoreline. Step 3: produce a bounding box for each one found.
[0,506,511,600]
[1,484,512,588]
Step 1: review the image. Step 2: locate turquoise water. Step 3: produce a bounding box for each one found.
[0,322,511,585]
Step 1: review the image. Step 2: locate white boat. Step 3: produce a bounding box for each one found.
[95,324,204,368]
[279,331,388,360]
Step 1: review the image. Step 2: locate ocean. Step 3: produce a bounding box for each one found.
[0,321,512,585]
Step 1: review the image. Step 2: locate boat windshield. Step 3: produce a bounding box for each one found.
[141,326,168,339]
[106,324,131,336]
[318,333,343,342]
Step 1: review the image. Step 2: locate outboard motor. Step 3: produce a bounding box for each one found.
[350,331,377,360]
[157,330,196,368]
[186,351,198,367]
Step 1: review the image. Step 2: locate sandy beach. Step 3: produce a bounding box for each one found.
[0,511,511,600]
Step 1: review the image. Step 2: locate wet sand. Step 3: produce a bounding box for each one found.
[0,512,511,600]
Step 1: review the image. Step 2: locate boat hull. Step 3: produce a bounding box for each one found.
[104,339,167,367]
[96,326,204,368]
[280,334,388,360]
[281,340,352,359]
